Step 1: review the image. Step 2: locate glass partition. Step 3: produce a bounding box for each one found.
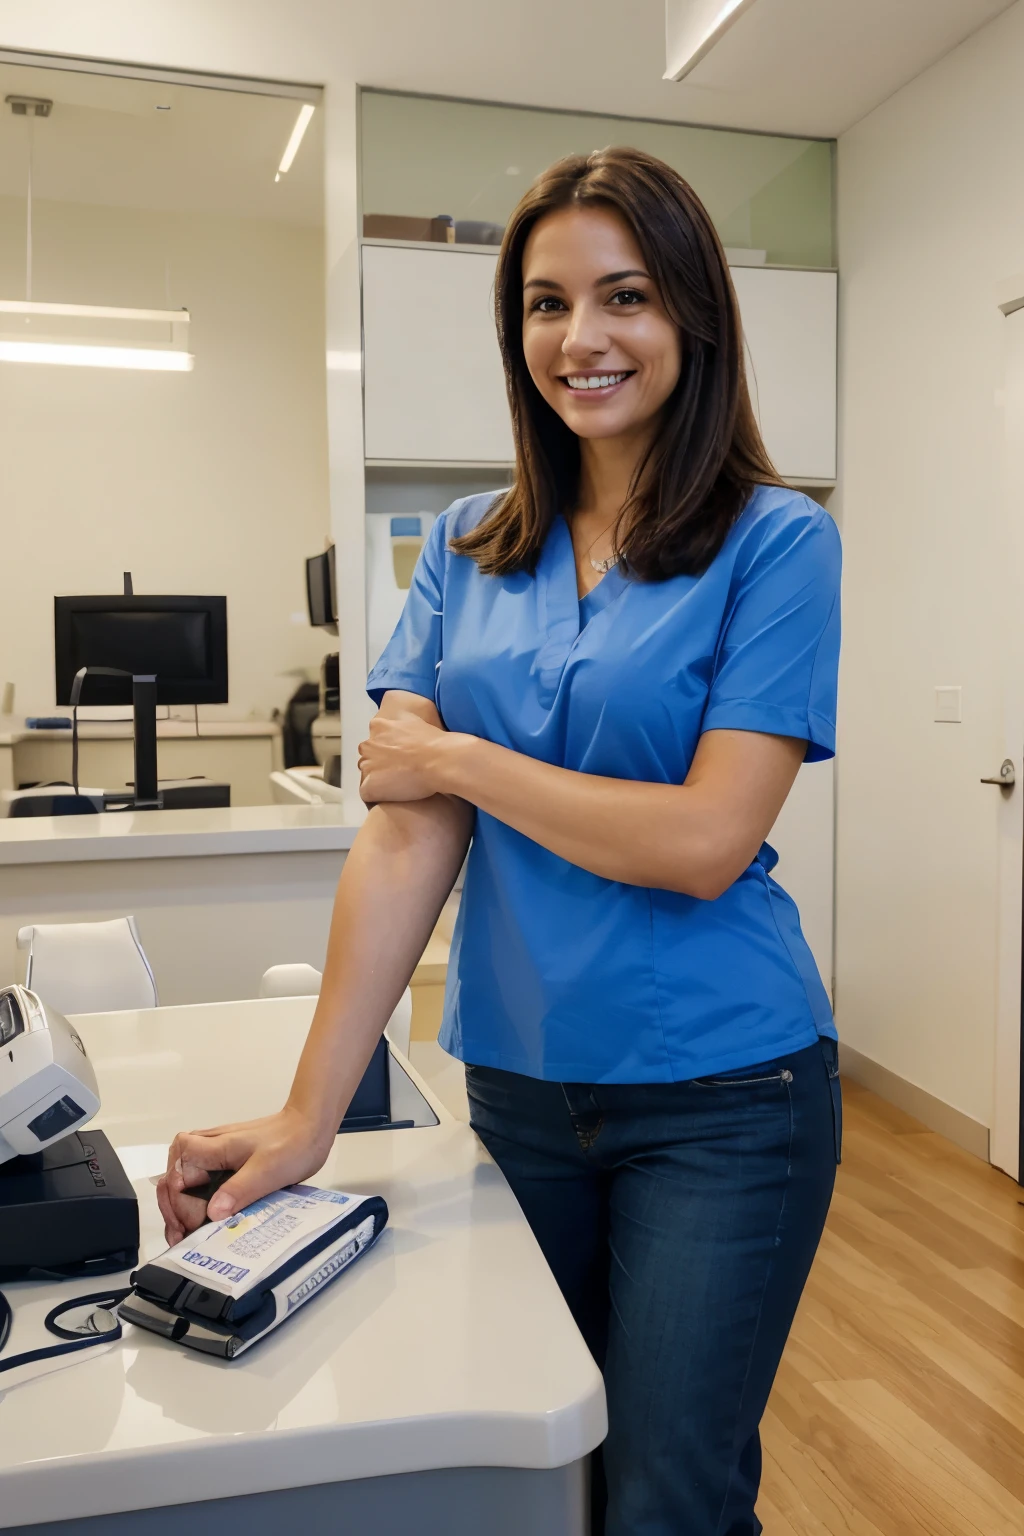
[361,90,834,269]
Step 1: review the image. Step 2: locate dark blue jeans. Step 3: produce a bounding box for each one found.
[465,1036,841,1536]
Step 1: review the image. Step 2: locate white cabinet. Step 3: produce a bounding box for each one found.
[362,244,836,482]
[362,243,511,464]
[731,266,837,483]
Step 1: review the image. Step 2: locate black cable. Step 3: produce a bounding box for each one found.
[69,666,133,795]
[0,1286,132,1376]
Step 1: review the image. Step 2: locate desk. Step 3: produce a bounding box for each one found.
[0,807,358,1005]
[0,719,283,809]
[0,999,605,1534]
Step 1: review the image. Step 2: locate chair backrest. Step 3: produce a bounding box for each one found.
[17,917,158,1015]
[258,963,322,998]
[257,965,413,1057]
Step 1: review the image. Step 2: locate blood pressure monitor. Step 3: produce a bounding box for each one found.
[0,985,101,1163]
[0,984,136,1284]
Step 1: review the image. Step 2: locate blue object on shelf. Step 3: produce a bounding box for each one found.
[389,517,422,538]
[25,717,72,730]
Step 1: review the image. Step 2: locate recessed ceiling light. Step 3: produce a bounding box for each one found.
[276,102,315,181]
[664,0,759,82]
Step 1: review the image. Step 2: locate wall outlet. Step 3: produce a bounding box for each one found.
[934,685,962,723]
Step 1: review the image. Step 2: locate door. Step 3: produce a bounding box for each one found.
[991,296,1024,1181]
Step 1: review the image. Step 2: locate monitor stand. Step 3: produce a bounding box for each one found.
[99,675,229,813]
[131,674,160,809]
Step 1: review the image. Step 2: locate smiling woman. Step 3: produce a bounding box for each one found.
[161,145,841,1536]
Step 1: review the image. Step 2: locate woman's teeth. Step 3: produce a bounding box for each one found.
[565,372,631,390]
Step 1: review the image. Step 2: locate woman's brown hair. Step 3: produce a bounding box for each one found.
[450,145,783,581]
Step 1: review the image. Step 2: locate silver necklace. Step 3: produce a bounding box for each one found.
[578,515,620,574]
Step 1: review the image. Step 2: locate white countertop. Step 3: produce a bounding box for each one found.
[0,998,605,1528]
[0,716,280,745]
[0,804,359,865]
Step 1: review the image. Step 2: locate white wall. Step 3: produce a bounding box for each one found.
[835,2,1024,1127]
[0,195,331,720]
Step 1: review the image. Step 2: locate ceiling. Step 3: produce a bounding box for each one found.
[680,0,1017,137]
[0,0,1015,176]
[334,0,1017,139]
[0,60,324,225]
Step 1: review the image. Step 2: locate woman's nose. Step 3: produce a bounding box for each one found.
[561,303,608,360]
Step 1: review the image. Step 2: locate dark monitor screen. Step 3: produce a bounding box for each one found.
[54,596,228,707]
[306,547,337,629]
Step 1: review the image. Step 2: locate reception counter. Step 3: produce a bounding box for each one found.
[0,998,605,1534]
[0,807,358,1005]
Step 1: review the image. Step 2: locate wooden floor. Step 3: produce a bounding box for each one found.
[760,1080,1024,1535]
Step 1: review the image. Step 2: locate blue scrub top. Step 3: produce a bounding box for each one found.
[368,484,841,1084]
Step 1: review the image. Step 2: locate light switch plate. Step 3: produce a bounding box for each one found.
[934,685,962,723]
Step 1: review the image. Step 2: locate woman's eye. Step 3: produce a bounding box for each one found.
[609,288,645,306]
[531,296,566,313]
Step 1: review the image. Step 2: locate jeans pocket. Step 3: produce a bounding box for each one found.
[692,1067,794,1089]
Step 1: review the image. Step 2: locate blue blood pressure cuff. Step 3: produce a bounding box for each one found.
[121,1185,388,1359]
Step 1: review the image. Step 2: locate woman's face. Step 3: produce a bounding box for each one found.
[521,203,683,445]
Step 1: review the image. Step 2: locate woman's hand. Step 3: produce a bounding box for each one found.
[359,710,472,803]
[156,1104,333,1245]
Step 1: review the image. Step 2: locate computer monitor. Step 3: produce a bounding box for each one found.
[54,595,228,707]
[306,547,337,630]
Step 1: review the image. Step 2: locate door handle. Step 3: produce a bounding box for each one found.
[981,759,1016,787]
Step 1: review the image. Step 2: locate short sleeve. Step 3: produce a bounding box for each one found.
[366,512,448,708]
[701,505,841,762]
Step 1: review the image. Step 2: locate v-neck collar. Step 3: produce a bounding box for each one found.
[579,563,627,626]
[533,518,628,701]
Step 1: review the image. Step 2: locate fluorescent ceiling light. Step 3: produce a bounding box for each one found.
[0,300,189,323]
[0,341,194,371]
[276,102,315,180]
[664,0,760,82]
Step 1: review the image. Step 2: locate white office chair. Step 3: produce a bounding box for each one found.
[258,965,413,1058]
[16,917,159,1016]
[258,963,323,999]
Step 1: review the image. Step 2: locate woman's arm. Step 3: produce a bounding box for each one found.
[359,716,804,902]
[157,692,472,1240]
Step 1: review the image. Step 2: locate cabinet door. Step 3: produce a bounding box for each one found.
[731,267,837,482]
[362,244,513,463]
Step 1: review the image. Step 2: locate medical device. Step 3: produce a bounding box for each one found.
[365,512,435,671]
[0,984,101,1164]
[0,985,139,1280]
[121,1185,389,1358]
[0,985,139,1374]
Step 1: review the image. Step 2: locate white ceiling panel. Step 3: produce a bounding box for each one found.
[681,0,1017,137]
